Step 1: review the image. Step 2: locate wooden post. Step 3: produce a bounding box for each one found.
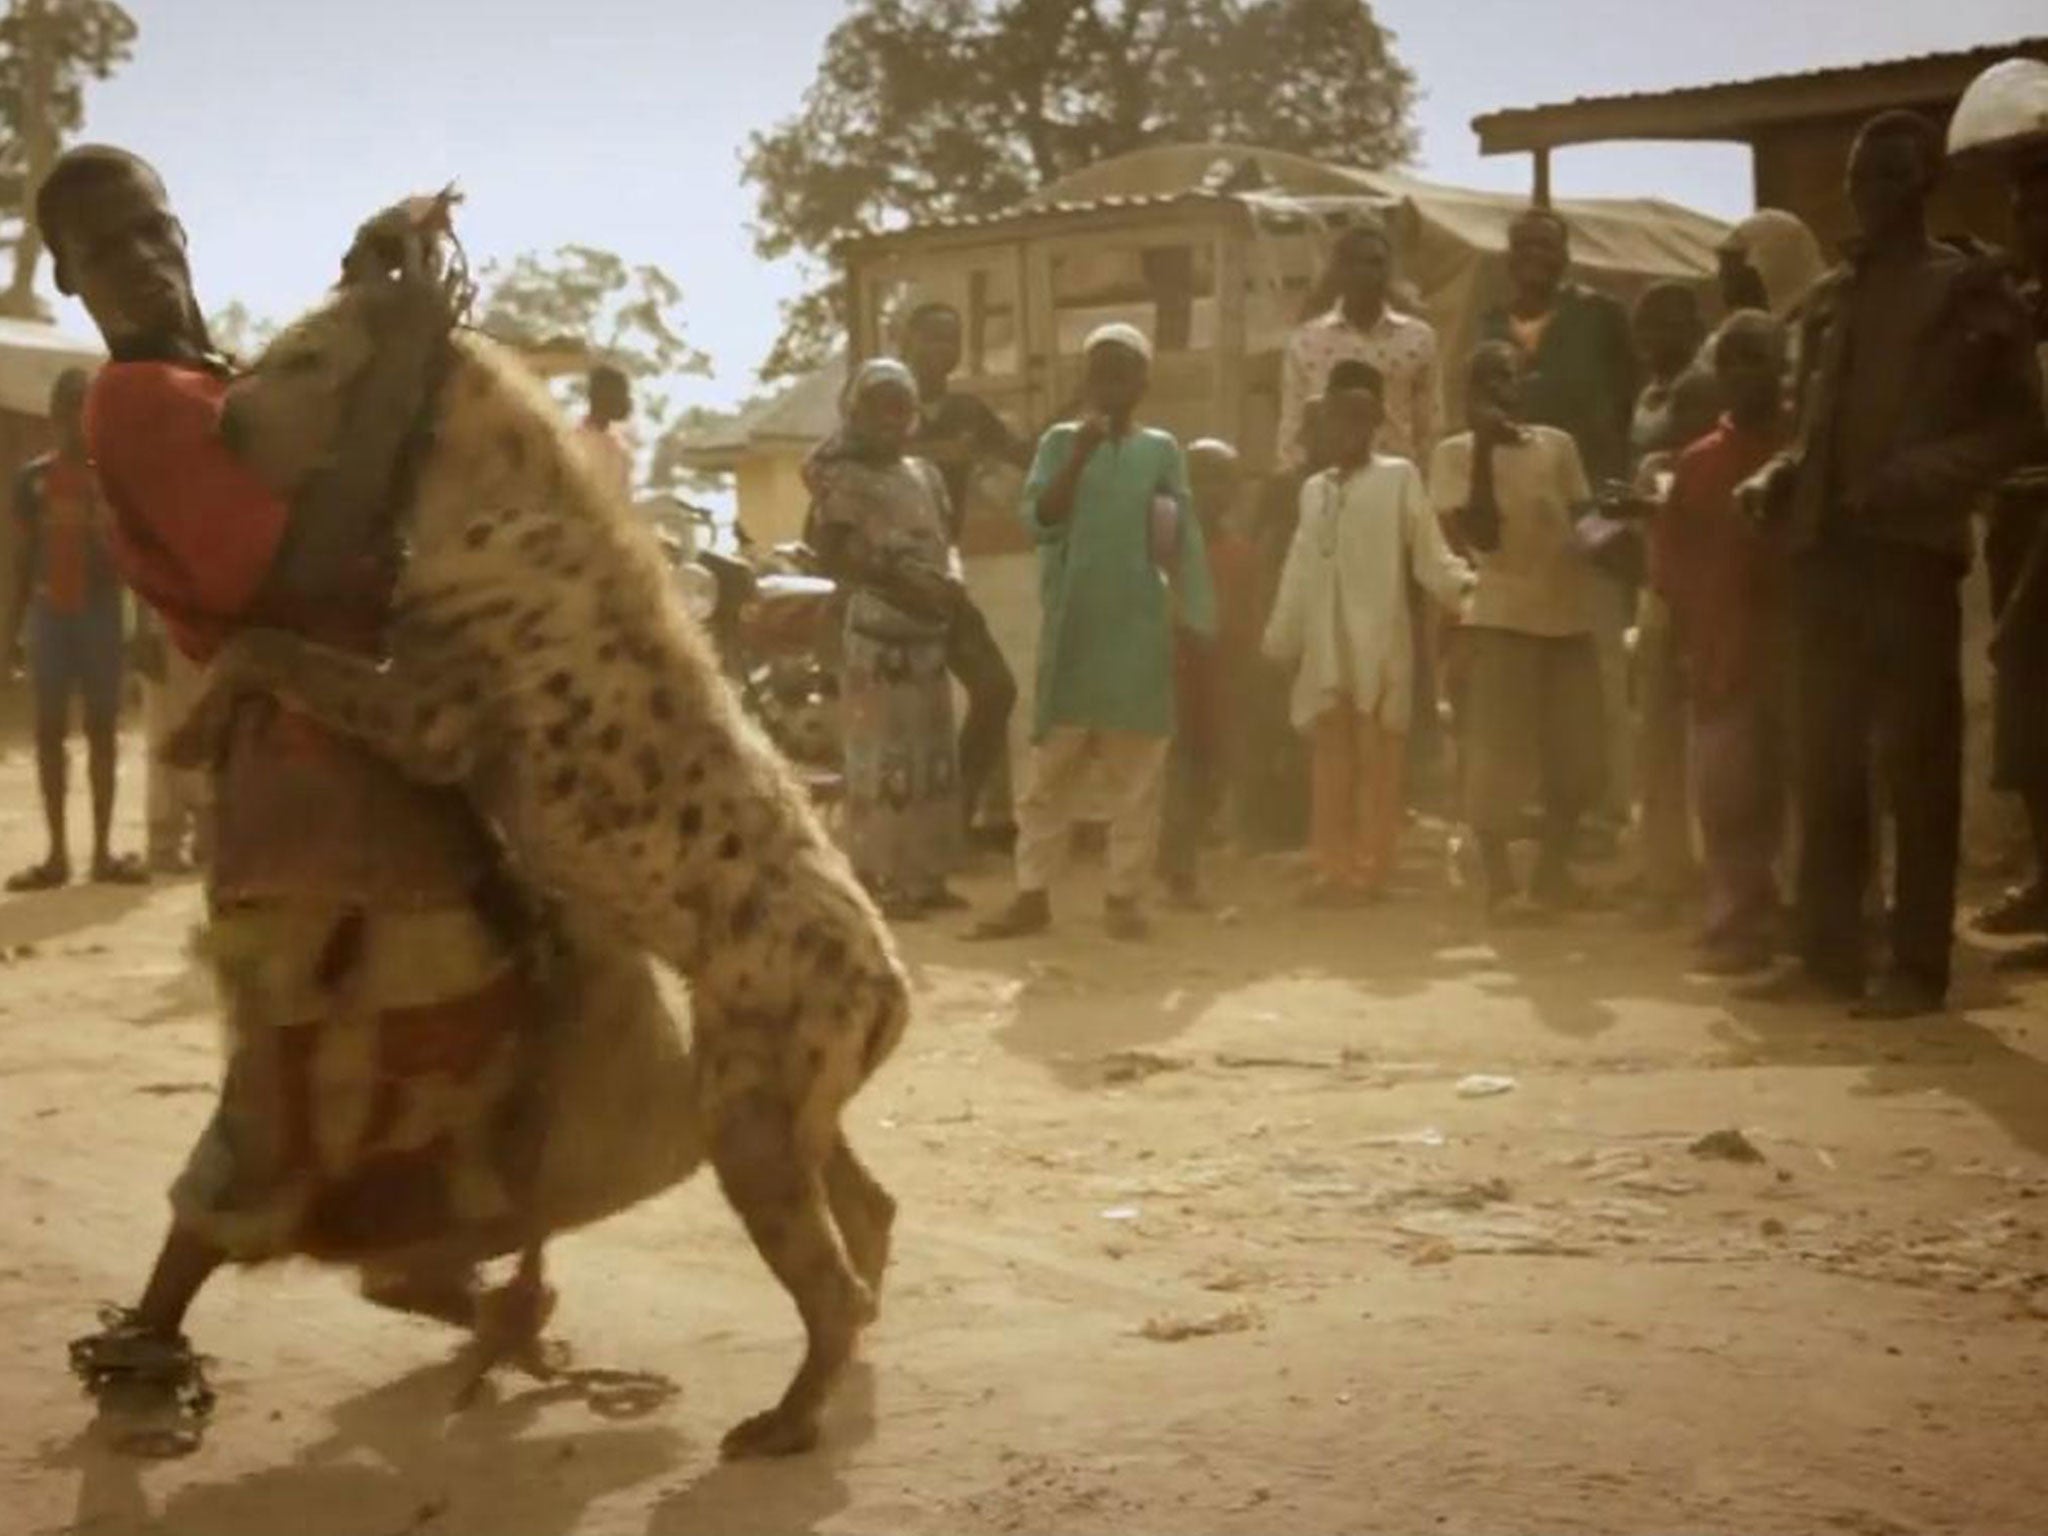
[1023,241,1059,427]
[844,262,868,368]
[1532,147,1553,209]
[1213,227,1247,457]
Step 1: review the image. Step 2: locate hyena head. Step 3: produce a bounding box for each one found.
[219,189,463,497]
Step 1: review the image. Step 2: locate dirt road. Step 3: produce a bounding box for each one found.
[3,739,2046,1536]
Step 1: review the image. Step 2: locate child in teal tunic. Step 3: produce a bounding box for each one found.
[972,324,1215,942]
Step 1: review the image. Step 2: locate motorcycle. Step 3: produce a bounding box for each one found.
[660,515,845,801]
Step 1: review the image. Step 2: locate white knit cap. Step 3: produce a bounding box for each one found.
[1082,321,1154,364]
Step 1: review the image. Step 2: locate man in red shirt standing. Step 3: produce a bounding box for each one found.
[1653,311,1793,975]
[2,366,143,889]
[39,147,669,1445]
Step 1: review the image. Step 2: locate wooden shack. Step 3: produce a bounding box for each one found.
[832,148,1726,791]
[1473,37,2048,254]
[839,144,1726,546]
[0,315,99,485]
[1475,40,2048,870]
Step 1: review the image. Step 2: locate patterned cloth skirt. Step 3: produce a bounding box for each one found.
[173,900,701,1277]
[840,620,962,901]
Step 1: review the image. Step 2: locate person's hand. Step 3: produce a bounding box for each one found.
[892,562,957,622]
[1596,479,1658,521]
[1735,457,1793,526]
[1073,414,1111,456]
[1471,404,1523,450]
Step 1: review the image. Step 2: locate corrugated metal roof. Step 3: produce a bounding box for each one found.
[1475,36,2048,153]
[842,191,1243,252]
[672,354,846,464]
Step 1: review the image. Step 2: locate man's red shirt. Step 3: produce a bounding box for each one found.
[86,360,492,903]
[1651,414,1791,713]
[86,362,291,660]
[16,451,120,614]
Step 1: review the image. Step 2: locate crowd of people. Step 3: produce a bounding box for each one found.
[9,94,2047,1445]
[814,107,2048,1024]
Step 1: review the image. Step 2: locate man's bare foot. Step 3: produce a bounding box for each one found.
[91,852,149,886]
[6,855,69,892]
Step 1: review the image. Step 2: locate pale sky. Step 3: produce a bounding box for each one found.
[60,0,2048,408]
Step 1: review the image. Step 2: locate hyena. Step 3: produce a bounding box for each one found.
[171,217,910,1459]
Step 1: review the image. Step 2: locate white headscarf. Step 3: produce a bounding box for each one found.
[1082,322,1154,364]
[1719,210,1826,321]
[841,356,917,415]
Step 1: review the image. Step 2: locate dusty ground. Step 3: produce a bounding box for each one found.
[3,737,2047,1536]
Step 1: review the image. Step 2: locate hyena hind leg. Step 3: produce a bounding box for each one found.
[707,1072,870,1460]
[823,1132,896,1303]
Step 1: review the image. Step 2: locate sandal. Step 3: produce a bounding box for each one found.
[6,857,69,892]
[69,1305,215,1458]
[90,853,150,887]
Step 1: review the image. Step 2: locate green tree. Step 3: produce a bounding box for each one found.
[744,0,1416,377]
[205,299,276,361]
[472,244,712,490]
[648,397,768,501]
[0,0,138,317]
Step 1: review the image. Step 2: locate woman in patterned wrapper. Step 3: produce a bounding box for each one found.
[807,359,967,919]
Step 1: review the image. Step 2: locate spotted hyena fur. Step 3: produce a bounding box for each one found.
[172,299,910,1460]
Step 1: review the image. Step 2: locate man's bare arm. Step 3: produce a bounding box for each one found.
[1034,421,1107,528]
[3,471,39,666]
[1452,435,1504,552]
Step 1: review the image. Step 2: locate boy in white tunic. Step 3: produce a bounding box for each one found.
[1263,366,1473,902]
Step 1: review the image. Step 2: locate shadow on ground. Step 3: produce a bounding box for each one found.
[0,881,157,953]
[54,1356,689,1536]
[1709,937,2048,1159]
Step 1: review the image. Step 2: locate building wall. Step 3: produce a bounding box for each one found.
[733,450,814,549]
[962,548,1042,790]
